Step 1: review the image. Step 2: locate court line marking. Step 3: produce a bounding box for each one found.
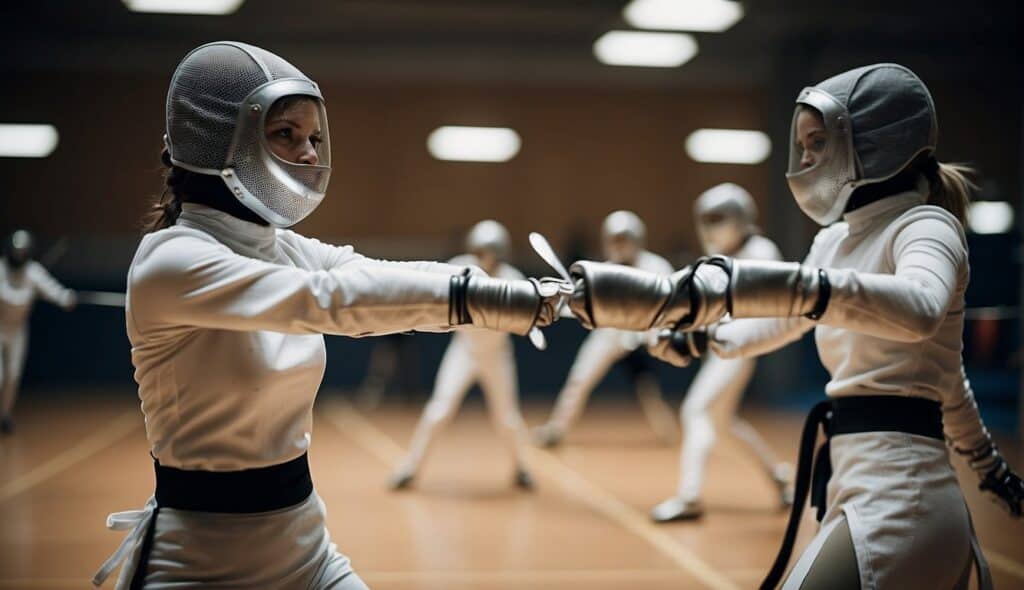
[527,448,739,590]
[0,409,141,503]
[321,399,739,590]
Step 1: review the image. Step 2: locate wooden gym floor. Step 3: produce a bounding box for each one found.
[1,390,1022,589]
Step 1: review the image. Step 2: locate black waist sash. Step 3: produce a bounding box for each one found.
[760,396,943,590]
[129,453,314,590]
[154,452,313,513]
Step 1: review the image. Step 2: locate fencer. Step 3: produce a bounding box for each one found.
[0,229,76,434]
[534,210,677,448]
[392,220,535,490]
[650,184,793,523]
[93,42,563,590]
[567,64,1022,589]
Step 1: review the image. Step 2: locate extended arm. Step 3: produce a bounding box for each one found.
[130,234,557,338]
[570,213,965,343]
[28,262,76,310]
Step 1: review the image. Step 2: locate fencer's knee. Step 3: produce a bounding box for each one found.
[563,375,588,391]
[423,402,457,425]
[681,398,707,424]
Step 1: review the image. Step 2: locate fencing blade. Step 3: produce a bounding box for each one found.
[76,290,126,308]
[529,232,572,282]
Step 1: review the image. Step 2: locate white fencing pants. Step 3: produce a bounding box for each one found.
[677,352,781,501]
[0,326,28,418]
[399,333,529,474]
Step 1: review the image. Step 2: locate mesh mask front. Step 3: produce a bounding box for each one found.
[786,63,937,226]
[165,41,331,227]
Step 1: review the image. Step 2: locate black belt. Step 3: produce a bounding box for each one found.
[760,396,943,590]
[129,453,314,589]
[154,452,313,513]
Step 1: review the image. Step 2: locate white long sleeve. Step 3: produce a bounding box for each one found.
[284,232,472,277]
[943,365,996,470]
[129,230,454,338]
[819,208,966,342]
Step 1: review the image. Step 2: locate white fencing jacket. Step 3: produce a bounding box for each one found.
[127,204,469,471]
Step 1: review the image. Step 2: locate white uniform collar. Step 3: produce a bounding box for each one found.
[842,187,927,235]
[177,203,278,261]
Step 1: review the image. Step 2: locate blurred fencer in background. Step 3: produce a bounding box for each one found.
[391,220,535,490]
[650,183,794,523]
[534,210,678,448]
[0,229,76,434]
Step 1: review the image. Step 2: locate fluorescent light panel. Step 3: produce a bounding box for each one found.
[685,129,771,164]
[968,201,1014,234]
[427,126,521,163]
[0,124,59,158]
[123,0,245,15]
[593,31,698,68]
[624,0,744,33]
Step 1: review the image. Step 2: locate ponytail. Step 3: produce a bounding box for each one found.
[140,149,185,234]
[922,156,975,225]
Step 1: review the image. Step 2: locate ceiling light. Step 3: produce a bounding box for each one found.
[0,124,59,158]
[123,0,245,15]
[968,201,1014,234]
[685,128,771,164]
[593,31,698,68]
[624,0,744,33]
[427,126,521,163]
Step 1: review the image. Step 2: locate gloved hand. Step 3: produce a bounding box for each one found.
[567,256,830,333]
[566,259,730,332]
[449,270,566,336]
[978,453,1024,517]
[648,328,708,368]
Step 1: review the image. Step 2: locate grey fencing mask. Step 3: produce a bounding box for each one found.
[165,41,331,227]
[786,63,937,225]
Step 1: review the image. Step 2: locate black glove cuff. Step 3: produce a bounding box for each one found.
[449,268,473,325]
[674,256,732,329]
[805,268,831,321]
